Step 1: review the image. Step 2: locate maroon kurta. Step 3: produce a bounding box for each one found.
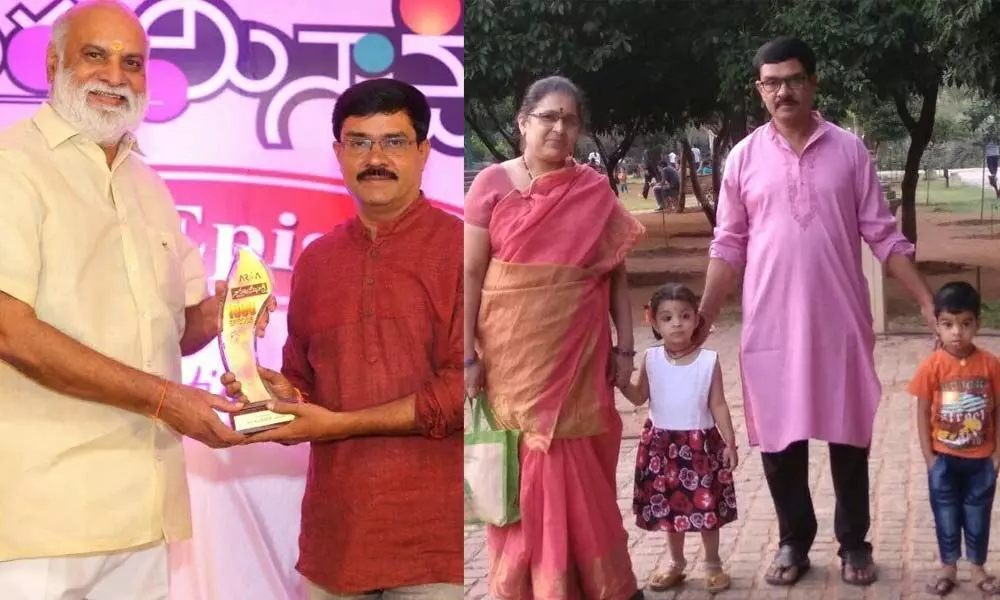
[282,196,463,594]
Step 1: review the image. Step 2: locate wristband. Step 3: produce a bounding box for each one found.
[612,346,636,357]
[464,355,478,368]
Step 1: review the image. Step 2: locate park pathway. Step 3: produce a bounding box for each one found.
[464,324,1000,599]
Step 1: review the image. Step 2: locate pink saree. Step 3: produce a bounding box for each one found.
[465,162,645,600]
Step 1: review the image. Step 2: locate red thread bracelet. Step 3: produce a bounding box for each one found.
[154,381,169,419]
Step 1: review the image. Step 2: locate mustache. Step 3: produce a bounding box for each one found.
[83,82,134,101]
[777,98,798,107]
[357,167,398,180]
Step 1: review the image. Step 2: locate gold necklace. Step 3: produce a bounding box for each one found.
[521,155,534,179]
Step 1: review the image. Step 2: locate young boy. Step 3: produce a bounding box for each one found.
[908,281,1000,596]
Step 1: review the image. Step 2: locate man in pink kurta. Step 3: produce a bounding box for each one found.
[699,37,935,588]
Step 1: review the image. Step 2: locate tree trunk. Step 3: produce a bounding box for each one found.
[592,120,643,195]
[711,118,730,198]
[464,98,516,162]
[605,158,619,195]
[677,141,686,212]
[464,114,510,162]
[708,107,749,198]
[590,134,620,194]
[900,145,925,243]
[895,84,939,246]
[680,139,715,227]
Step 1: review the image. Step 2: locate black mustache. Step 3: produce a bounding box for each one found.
[778,99,798,106]
[358,168,398,180]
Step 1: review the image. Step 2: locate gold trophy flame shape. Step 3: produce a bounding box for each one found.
[219,246,295,434]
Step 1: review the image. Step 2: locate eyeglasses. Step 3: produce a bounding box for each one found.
[757,74,809,94]
[528,112,581,129]
[341,136,415,156]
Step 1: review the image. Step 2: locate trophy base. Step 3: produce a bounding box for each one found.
[229,402,296,434]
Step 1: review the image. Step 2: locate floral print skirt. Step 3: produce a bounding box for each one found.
[633,419,738,532]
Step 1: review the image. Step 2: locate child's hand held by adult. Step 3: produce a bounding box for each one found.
[723,446,739,470]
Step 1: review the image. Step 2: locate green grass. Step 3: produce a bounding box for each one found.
[617,176,996,215]
[889,301,1000,332]
[983,303,1000,330]
[716,303,1000,331]
[618,177,666,213]
[911,178,997,214]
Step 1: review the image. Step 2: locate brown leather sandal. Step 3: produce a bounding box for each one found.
[976,575,998,593]
[764,545,810,586]
[840,545,877,586]
[926,575,956,596]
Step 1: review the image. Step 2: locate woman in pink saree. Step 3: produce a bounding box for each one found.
[464,76,646,600]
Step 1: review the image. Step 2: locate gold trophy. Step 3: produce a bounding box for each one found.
[219,246,295,434]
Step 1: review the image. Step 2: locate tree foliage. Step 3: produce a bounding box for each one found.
[964,96,1000,144]
[465,0,727,190]
[465,0,1000,247]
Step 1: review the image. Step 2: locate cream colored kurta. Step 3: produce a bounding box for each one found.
[0,103,207,561]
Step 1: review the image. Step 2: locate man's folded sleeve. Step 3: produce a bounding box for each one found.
[0,155,44,307]
[414,269,463,438]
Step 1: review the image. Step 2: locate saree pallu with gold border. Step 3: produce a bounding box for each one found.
[471,163,645,600]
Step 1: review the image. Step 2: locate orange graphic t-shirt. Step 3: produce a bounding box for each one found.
[908,348,1000,458]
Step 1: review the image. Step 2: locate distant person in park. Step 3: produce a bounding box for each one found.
[908,281,1000,596]
[697,36,936,588]
[654,159,680,212]
[643,155,656,199]
[652,162,667,210]
[465,75,646,600]
[618,166,629,193]
[986,139,998,191]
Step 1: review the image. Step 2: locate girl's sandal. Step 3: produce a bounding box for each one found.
[648,563,687,592]
[705,571,731,594]
[702,560,732,595]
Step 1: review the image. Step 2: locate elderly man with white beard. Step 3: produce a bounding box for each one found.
[0,1,250,598]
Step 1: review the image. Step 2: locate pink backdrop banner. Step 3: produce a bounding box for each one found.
[0,1,463,598]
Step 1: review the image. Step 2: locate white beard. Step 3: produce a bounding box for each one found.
[49,66,148,146]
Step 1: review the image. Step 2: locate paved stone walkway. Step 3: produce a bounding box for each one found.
[464,323,1000,599]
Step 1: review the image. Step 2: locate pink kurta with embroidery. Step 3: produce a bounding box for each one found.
[710,117,913,453]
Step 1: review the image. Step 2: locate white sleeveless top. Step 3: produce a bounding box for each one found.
[646,347,717,430]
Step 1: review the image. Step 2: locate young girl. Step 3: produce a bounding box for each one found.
[619,283,739,594]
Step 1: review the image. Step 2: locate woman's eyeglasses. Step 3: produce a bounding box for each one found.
[528,112,581,129]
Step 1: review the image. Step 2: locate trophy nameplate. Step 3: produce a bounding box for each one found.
[219,246,295,434]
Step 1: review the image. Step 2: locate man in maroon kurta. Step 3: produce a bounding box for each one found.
[223,79,463,598]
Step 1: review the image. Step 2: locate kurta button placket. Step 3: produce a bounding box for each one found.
[364,242,380,364]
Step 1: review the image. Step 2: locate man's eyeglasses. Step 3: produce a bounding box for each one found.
[528,112,581,129]
[341,136,415,156]
[757,74,810,94]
